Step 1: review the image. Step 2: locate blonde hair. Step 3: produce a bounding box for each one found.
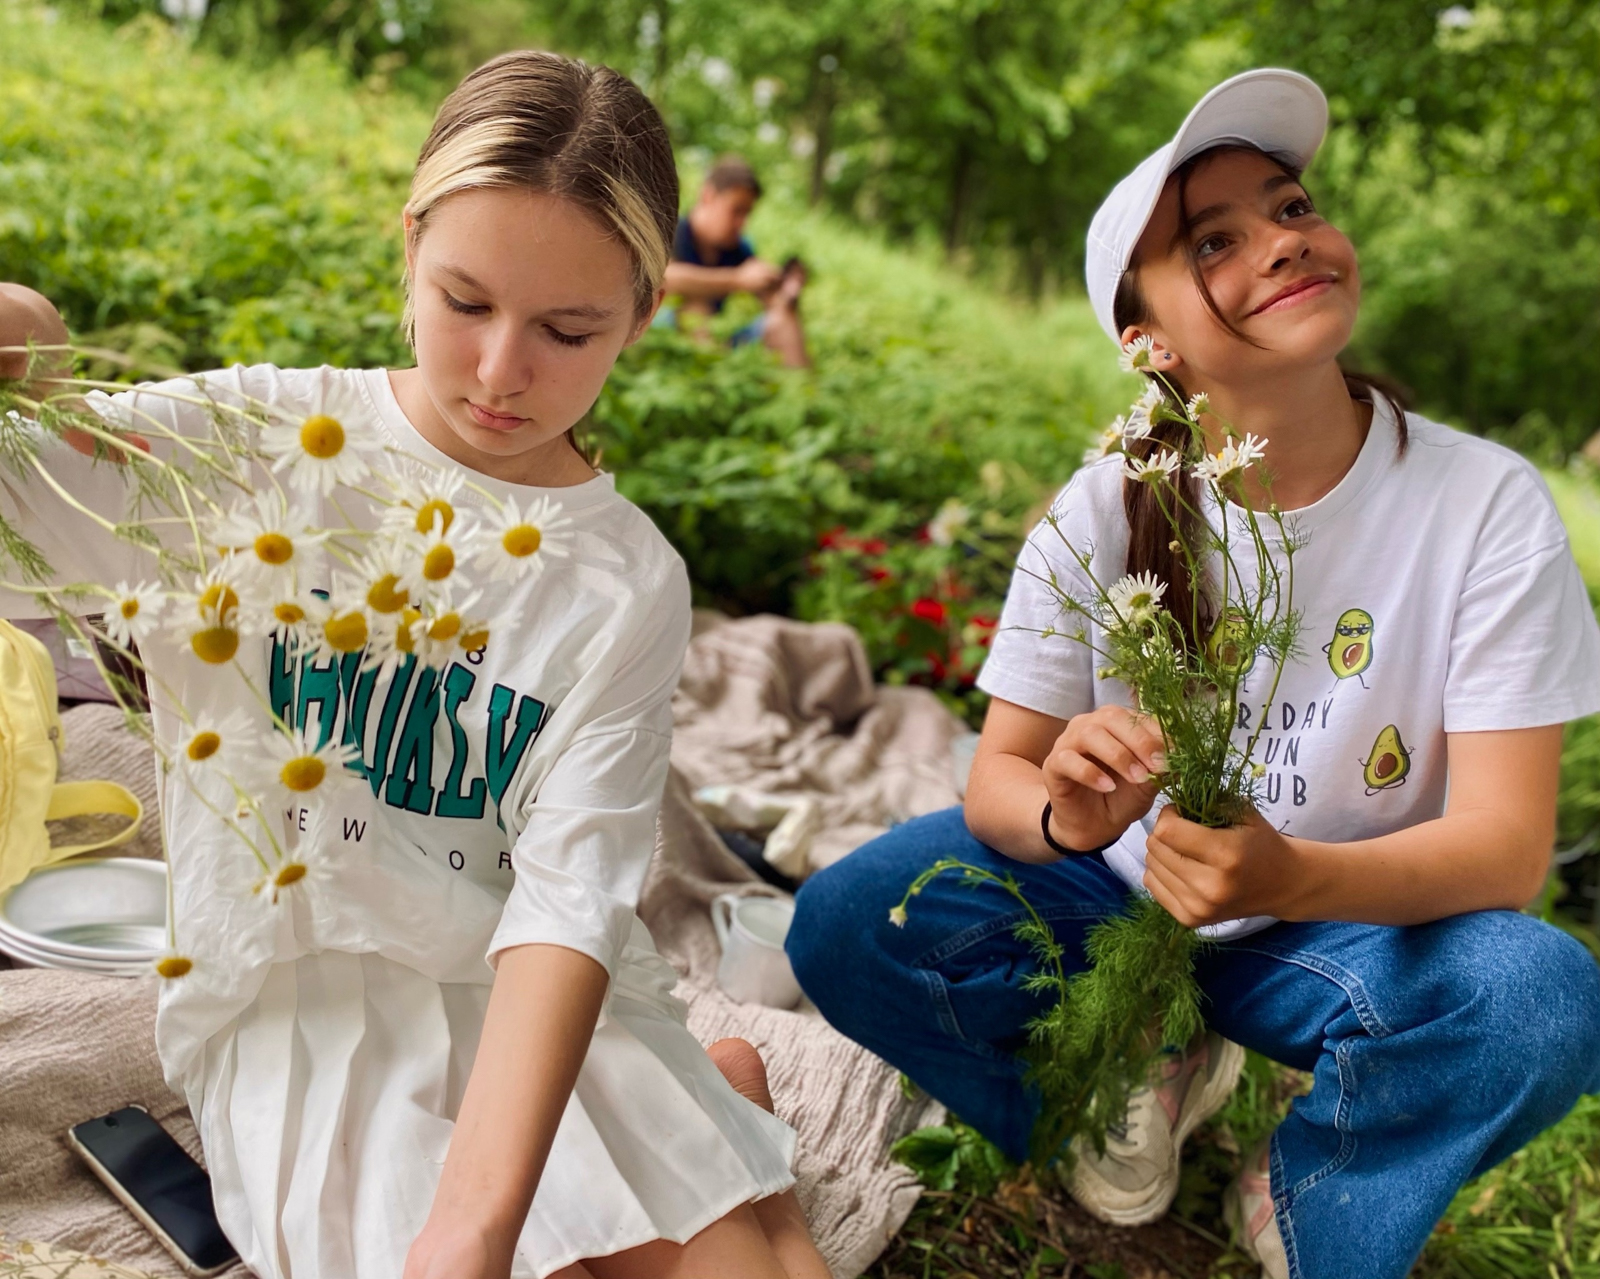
[402,51,679,343]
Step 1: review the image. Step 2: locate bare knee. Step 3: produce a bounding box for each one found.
[706,1037,775,1113]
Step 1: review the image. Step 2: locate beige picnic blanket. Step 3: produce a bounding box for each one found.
[0,615,961,1276]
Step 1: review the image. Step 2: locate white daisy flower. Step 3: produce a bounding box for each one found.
[1122,450,1184,484]
[169,563,246,665]
[154,951,195,980]
[1118,334,1155,372]
[245,724,362,807]
[1106,571,1168,625]
[260,413,383,498]
[208,492,326,590]
[1185,391,1212,419]
[174,708,261,780]
[354,541,419,618]
[1192,432,1268,483]
[473,495,572,584]
[102,581,164,648]
[304,582,374,659]
[1084,423,1125,462]
[926,499,970,548]
[381,462,468,538]
[257,585,318,642]
[1121,408,1153,443]
[407,589,486,669]
[409,509,482,591]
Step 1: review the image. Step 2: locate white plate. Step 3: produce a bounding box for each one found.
[0,857,167,960]
[0,929,152,976]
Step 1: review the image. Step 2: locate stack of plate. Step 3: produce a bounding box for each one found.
[0,858,166,976]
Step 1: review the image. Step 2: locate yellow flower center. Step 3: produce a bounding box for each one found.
[298,415,345,460]
[254,532,294,565]
[197,582,239,618]
[427,612,461,642]
[156,955,193,979]
[396,607,421,654]
[324,611,368,653]
[458,626,490,654]
[275,862,307,888]
[502,523,541,558]
[366,573,408,614]
[280,756,326,792]
[119,597,140,620]
[415,499,455,535]
[191,626,239,664]
[187,730,221,761]
[274,602,306,625]
[422,543,455,582]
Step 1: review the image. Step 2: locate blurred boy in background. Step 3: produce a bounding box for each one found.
[662,155,810,368]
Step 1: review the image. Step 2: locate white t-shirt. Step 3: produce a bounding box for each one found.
[977,400,1600,939]
[0,366,798,1277]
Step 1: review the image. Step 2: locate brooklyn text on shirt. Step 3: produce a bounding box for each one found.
[268,629,551,839]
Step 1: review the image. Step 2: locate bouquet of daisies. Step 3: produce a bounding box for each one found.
[0,344,569,978]
[894,336,1303,1168]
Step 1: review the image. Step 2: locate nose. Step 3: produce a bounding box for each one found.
[1261,218,1312,274]
[476,319,533,402]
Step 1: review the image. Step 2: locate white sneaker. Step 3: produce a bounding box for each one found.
[1224,1138,1289,1279]
[1066,1031,1245,1225]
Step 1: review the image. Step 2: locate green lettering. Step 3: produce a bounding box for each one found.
[268,634,297,727]
[366,657,416,798]
[486,684,546,828]
[296,652,342,749]
[434,664,487,820]
[386,666,442,815]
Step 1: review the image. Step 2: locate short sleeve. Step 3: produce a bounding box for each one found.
[975,461,1124,721]
[486,559,692,977]
[1444,538,1600,732]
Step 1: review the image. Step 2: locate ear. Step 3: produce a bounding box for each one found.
[625,287,668,348]
[1118,324,1183,373]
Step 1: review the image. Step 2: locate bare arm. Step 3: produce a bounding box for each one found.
[662,258,782,302]
[403,943,610,1279]
[964,696,1165,863]
[1144,725,1562,927]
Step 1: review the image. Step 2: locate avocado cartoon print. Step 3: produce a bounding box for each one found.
[1362,724,1411,794]
[1324,608,1374,687]
[1207,609,1255,683]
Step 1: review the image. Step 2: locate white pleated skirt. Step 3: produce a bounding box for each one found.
[192,945,799,1279]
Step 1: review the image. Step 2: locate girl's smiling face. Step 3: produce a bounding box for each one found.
[1123,148,1360,386]
[401,186,655,482]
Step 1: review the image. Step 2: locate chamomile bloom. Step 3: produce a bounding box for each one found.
[170,563,246,665]
[409,508,482,591]
[154,951,195,980]
[248,724,362,807]
[473,495,572,583]
[1185,391,1212,419]
[1122,450,1183,484]
[354,541,419,619]
[926,499,971,548]
[408,590,486,669]
[1118,334,1155,372]
[175,708,261,780]
[1193,432,1267,483]
[208,492,325,590]
[259,586,319,642]
[102,581,164,648]
[383,463,469,538]
[304,583,374,659]
[1084,422,1125,462]
[264,843,333,905]
[261,413,383,497]
[1106,571,1168,626]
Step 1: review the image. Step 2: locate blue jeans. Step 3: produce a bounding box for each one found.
[786,808,1600,1279]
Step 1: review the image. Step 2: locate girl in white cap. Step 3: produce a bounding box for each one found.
[787,68,1600,1279]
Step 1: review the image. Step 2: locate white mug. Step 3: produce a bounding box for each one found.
[710,892,802,1009]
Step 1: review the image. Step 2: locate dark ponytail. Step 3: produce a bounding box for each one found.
[1113,142,1408,656]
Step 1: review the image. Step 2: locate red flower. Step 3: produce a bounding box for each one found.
[915,525,932,544]
[911,597,947,626]
[869,566,893,583]
[819,526,849,550]
[925,649,949,681]
[860,538,889,556]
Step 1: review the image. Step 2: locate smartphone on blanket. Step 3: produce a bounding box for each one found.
[66,1106,239,1277]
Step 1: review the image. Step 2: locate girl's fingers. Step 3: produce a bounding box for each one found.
[1048,750,1116,794]
[1142,854,1204,928]
[1100,708,1166,774]
[1074,724,1149,785]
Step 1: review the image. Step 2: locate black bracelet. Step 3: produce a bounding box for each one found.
[1041,801,1113,858]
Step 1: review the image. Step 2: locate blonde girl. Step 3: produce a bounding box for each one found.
[787,69,1600,1279]
[0,52,829,1279]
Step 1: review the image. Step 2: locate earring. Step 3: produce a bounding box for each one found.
[1162,352,1174,362]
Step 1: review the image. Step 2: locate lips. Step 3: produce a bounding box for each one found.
[1249,274,1336,317]
[467,401,527,431]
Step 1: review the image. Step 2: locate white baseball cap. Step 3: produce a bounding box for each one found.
[1084,69,1329,344]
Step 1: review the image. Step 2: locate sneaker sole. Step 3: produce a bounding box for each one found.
[1070,1037,1247,1226]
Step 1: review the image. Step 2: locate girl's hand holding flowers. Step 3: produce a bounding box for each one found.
[1143,807,1299,927]
[1043,705,1165,853]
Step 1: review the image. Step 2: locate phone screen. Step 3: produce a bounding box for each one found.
[70,1107,238,1272]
